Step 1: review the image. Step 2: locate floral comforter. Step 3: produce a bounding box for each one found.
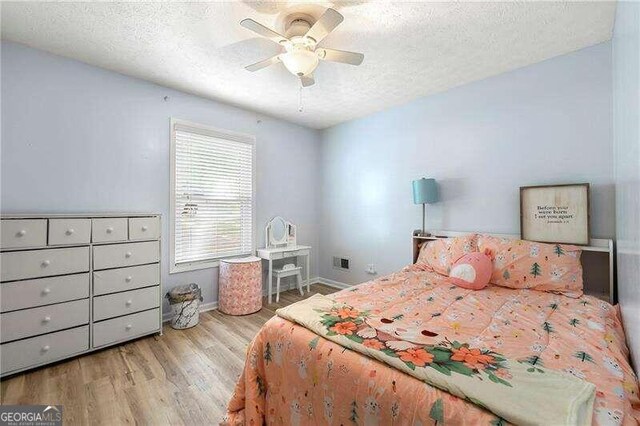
[225,269,640,425]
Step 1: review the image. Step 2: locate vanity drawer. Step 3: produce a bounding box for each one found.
[93,241,159,270]
[92,218,128,243]
[93,286,159,321]
[48,219,91,246]
[94,264,160,295]
[129,217,160,241]
[0,246,90,282]
[1,299,89,343]
[1,326,89,375]
[1,273,90,313]
[93,308,160,348]
[1,219,47,249]
[283,248,309,258]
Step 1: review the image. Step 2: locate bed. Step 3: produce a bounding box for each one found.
[224,236,640,425]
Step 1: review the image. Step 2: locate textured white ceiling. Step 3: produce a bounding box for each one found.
[1,1,615,129]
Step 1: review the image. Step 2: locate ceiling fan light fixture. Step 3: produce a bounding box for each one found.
[281,48,319,77]
[241,8,363,87]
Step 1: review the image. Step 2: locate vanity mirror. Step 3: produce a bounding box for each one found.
[265,216,296,248]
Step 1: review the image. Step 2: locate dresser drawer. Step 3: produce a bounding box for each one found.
[93,241,159,270]
[1,219,47,250]
[94,264,160,296]
[93,286,159,321]
[1,326,88,375]
[0,246,90,282]
[1,273,89,313]
[1,299,89,343]
[92,218,127,243]
[48,218,91,246]
[129,217,160,241]
[93,308,160,348]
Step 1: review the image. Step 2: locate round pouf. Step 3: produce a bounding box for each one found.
[218,256,262,315]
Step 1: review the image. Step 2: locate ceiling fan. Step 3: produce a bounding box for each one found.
[240,7,364,87]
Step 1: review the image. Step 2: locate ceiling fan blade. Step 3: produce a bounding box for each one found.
[245,55,281,72]
[304,8,344,44]
[316,48,364,66]
[240,18,289,45]
[300,74,315,87]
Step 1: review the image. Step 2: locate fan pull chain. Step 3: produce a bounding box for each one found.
[298,85,304,113]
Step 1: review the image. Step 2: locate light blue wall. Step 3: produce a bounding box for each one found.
[613,2,640,370]
[1,38,624,321]
[0,41,322,310]
[320,42,614,285]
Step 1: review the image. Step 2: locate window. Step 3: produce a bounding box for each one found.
[170,119,255,273]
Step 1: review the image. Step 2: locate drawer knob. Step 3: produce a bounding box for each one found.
[141,225,148,231]
[125,251,132,258]
[42,316,51,323]
[16,229,26,237]
[125,276,133,283]
[126,300,133,307]
[41,260,51,267]
[42,345,50,352]
[125,324,133,331]
[66,228,75,235]
[42,288,51,295]
[106,227,114,234]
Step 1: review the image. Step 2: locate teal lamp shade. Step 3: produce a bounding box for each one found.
[412,178,438,204]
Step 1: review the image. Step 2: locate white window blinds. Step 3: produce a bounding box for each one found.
[172,120,254,270]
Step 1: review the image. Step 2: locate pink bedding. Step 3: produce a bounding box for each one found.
[225,268,640,425]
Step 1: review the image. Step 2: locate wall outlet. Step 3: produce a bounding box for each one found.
[366,264,377,275]
[333,256,350,271]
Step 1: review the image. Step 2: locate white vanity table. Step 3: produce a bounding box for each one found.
[257,216,311,303]
[256,245,311,304]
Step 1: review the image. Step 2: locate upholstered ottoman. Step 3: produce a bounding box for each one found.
[218,256,262,315]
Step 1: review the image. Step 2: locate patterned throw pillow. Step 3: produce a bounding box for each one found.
[477,234,583,297]
[416,235,478,276]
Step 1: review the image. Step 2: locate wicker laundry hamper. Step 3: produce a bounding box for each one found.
[166,283,203,329]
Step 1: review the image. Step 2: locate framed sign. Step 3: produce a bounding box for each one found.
[520,183,590,245]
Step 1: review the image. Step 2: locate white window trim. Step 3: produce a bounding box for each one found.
[169,118,256,274]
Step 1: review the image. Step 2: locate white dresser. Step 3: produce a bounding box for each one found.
[0,213,162,376]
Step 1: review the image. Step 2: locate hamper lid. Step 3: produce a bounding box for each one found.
[221,256,261,264]
[168,283,200,296]
[166,283,201,302]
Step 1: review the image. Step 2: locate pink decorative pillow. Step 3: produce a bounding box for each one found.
[448,251,492,290]
[477,234,584,297]
[416,235,478,276]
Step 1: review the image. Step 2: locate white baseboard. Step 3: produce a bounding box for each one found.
[199,301,219,313]
[316,276,352,289]
[162,278,350,322]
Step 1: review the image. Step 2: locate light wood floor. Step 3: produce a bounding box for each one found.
[0,284,337,425]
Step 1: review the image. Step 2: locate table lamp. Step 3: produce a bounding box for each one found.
[412,178,438,236]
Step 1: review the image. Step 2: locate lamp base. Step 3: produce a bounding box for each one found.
[413,229,433,237]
